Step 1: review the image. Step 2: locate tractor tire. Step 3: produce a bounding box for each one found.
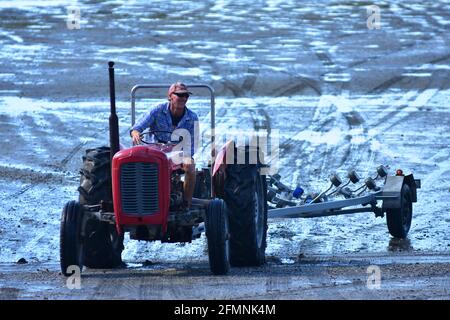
[78,146,112,205]
[224,157,268,267]
[386,184,413,238]
[205,199,230,275]
[60,200,84,277]
[83,219,124,268]
[78,146,124,268]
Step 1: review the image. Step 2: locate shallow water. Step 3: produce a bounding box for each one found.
[0,0,448,100]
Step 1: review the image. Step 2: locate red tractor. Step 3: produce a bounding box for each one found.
[60,62,268,276]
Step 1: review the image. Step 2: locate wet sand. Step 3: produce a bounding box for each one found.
[0,1,449,300]
[0,1,448,100]
[1,253,449,300]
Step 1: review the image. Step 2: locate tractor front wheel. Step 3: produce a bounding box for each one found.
[205,199,230,275]
[60,200,84,277]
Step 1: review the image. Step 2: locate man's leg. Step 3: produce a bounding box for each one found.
[183,160,196,208]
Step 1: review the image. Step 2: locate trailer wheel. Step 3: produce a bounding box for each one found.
[205,199,230,275]
[78,146,124,268]
[224,160,268,267]
[386,184,413,238]
[60,200,84,277]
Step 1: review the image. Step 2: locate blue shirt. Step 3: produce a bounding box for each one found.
[131,102,199,156]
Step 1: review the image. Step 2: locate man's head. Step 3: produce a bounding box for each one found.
[168,82,192,99]
[168,82,191,114]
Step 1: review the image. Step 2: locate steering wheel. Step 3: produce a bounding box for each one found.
[139,129,184,145]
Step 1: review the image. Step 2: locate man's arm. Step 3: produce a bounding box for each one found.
[130,108,156,145]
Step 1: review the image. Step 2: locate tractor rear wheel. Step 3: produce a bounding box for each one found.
[78,146,124,268]
[60,200,84,276]
[83,219,124,268]
[386,184,413,238]
[224,150,268,267]
[205,199,230,275]
[78,146,112,205]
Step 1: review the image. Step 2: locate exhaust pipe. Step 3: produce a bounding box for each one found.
[108,61,120,163]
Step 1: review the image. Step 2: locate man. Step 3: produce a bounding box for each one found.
[130,82,199,208]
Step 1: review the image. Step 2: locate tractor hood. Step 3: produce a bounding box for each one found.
[111,144,173,234]
[113,144,183,171]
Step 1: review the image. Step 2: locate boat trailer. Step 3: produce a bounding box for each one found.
[266,166,421,238]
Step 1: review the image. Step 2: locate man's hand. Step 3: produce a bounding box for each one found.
[131,130,142,145]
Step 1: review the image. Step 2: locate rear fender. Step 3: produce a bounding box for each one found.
[211,140,266,197]
[212,140,234,177]
[211,140,235,198]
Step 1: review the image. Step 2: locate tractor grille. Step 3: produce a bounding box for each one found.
[120,162,159,215]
